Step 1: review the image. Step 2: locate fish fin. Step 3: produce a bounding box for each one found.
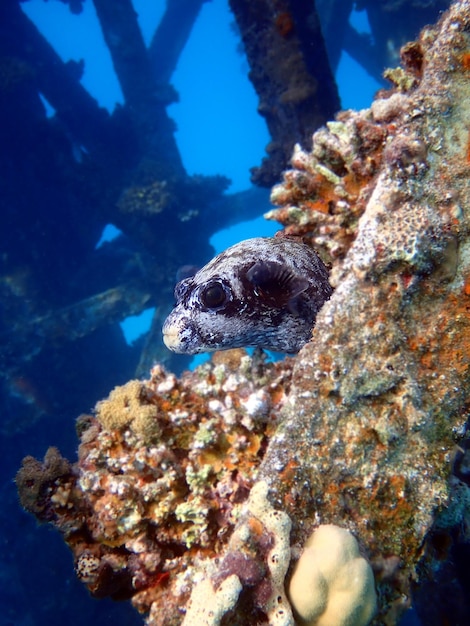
[286,295,303,317]
[246,261,309,312]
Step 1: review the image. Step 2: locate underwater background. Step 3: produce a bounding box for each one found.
[0,1,458,625]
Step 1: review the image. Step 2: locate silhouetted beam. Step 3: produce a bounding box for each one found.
[316,0,354,72]
[0,1,111,153]
[229,0,340,187]
[363,0,451,71]
[343,23,386,86]
[2,283,152,372]
[92,0,186,176]
[92,0,154,108]
[200,186,272,234]
[149,0,208,84]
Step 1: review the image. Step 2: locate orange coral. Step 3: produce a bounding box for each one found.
[461,51,470,69]
[275,12,294,38]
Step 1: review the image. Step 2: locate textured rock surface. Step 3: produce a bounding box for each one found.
[260,1,470,622]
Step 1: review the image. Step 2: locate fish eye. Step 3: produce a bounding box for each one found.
[200,281,229,309]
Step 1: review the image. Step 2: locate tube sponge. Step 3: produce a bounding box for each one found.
[287,524,376,626]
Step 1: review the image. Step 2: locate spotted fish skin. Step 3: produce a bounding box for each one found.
[162,237,332,354]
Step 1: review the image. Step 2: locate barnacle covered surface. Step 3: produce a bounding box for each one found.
[15,1,470,625]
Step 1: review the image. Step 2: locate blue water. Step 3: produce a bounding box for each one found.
[1,2,431,625]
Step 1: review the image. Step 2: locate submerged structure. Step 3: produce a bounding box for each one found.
[16,1,470,624]
[0,0,450,436]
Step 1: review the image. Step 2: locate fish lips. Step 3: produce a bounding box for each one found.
[162,312,203,354]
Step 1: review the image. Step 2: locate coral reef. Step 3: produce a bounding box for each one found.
[15,1,470,625]
[262,0,470,622]
[16,447,72,518]
[17,349,294,625]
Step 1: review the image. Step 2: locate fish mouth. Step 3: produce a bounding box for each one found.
[162,316,202,354]
[162,327,181,351]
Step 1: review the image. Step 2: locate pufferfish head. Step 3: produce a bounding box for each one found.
[162,237,332,354]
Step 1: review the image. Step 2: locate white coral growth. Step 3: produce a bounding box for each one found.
[287,524,377,626]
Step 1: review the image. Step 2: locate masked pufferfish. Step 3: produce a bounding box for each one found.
[162,236,333,354]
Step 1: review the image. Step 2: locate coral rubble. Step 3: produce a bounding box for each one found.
[16,0,470,624]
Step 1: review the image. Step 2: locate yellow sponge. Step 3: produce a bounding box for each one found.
[287,524,376,626]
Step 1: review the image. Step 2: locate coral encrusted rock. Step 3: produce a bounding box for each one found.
[17,351,294,624]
